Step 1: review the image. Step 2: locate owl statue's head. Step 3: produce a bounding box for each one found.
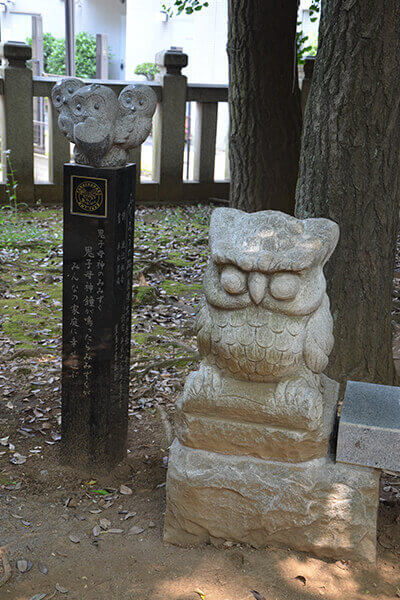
[51,78,85,142]
[204,208,339,316]
[67,84,119,161]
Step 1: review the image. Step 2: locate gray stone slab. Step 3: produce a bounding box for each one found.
[336,380,400,472]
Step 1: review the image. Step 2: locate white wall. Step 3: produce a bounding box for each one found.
[125,0,228,85]
[75,0,126,79]
[0,0,65,43]
[0,0,126,79]
[125,0,229,156]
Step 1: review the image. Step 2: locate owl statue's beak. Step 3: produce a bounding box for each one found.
[248,272,267,305]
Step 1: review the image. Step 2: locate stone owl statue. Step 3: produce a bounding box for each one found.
[51,79,157,168]
[165,210,379,562]
[175,208,340,460]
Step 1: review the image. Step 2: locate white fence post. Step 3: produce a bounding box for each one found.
[153,48,188,204]
[0,42,34,202]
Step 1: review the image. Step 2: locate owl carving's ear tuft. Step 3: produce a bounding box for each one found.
[304,218,340,266]
[209,207,247,264]
[209,208,340,272]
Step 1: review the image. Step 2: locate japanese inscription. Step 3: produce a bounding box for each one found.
[61,163,136,468]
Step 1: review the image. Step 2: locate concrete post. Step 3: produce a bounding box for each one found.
[153,48,188,203]
[0,42,34,203]
[193,102,218,183]
[96,34,109,80]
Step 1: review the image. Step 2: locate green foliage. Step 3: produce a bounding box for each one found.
[26,33,56,72]
[28,32,113,78]
[1,150,28,214]
[134,62,160,81]
[161,0,209,17]
[297,1,320,64]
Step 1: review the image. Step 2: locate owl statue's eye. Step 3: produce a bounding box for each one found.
[269,272,300,301]
[68,87,74,95]
[87,95,105,117]
[221,266,247,295]
[51,88,63,108]
[121,93,133,108]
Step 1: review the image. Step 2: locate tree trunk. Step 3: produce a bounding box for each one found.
[227,0,301,214]
[295,0,400,385]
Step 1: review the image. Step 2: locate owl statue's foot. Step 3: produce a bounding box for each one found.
[275,374,323,431]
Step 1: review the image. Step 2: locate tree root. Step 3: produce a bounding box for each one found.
[0,547,11,588]
[155,402,174,446]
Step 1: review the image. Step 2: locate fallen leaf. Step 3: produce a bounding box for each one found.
[68,534,80,544]
[38,562,48,575]
[194,589,206,600]
[17,559,28,572]
[30,594,46,600]
[55,583,68,594]
[11,453,27,465]
[295,575,307,586]
[99,518,111,530]
[250,592,266,600]
[120,484,133,495]
[107,528,124,534]
[93,525,101,537]
[128,526,144,535]
[124,512,137,520]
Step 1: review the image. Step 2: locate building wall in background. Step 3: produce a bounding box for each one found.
[0,0,126,79]
[125,0,228,85]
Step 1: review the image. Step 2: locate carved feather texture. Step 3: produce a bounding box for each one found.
[200,304,307,382]
[303,294,334,374]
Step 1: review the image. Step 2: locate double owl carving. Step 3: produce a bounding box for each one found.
[51,78,157,167]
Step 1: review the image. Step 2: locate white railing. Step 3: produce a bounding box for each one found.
[0,42,314,206]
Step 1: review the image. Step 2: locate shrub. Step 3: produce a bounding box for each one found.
[134,62,160,81]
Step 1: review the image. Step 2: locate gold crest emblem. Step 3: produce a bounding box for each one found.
[75,180,104,212]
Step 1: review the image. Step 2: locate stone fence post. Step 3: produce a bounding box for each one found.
[152,48,188,204]
[301,55,315,115]
[0,42,34,202]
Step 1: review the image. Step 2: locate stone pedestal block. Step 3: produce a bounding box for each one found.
[164,439,380,563]
[177,371,338,462]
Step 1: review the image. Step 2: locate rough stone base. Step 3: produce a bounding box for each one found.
[164,439,380,563]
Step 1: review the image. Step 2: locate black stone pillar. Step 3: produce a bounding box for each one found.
[61,163,135,470]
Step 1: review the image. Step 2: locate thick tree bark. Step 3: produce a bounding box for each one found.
[295,0,400,385]
[227,0,301,214]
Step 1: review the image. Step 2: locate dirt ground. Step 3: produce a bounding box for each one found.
[1,207,400,600]
[1,409,400,600]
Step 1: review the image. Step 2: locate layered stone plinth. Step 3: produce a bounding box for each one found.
[165,439,380,563]
[176,368,338,462]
